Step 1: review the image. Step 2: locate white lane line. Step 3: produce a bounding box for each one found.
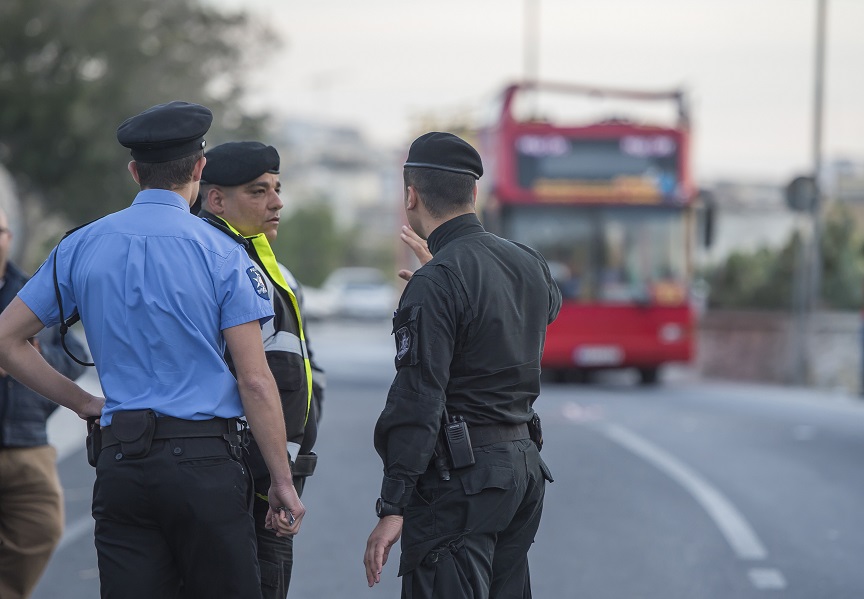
[57,514,94,552]
[561,401,605,423]
[748,568,788,590]
[601,423,768,561]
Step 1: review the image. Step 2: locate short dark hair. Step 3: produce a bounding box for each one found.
[135,150,204,190]
[403,166,475,218]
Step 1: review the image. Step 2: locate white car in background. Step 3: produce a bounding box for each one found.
[304,267,398,320]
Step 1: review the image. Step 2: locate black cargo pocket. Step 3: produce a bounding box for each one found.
[538,456,554,483]
[392,304,421,369]
[259,558,281,590]
[178,456,236,468]
[399,531,467,578]
[460,466,515,495]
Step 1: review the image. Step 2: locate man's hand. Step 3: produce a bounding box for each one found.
[397,226,432,282]
[77,394,104,420]
[265,481,305,537]
[364,515,403,587]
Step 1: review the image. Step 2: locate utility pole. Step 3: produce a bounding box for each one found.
[810,0,827,310]
[789,0,828,386]
[523,0,540,83]
[803,0,828,384]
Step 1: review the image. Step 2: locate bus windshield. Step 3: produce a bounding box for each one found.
[502,205,688,305]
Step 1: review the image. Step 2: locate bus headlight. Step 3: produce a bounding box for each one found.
[659,323,684,343]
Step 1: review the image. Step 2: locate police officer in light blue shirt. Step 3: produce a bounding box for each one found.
[0,101,304,599]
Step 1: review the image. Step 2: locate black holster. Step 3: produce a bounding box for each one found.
[224,419,248,461]
[433,437,451,481]
[86,417,101,467]
[111,409,157,458]
[527,412,544,452]
[291,452,318,478]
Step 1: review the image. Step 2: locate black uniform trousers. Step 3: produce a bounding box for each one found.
[399,439,550,599]
[253,471,307,599]
[92,437,261,599]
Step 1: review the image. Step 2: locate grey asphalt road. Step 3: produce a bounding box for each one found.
[33,320,864,598]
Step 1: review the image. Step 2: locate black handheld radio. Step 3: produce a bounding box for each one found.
[443,414,475,470]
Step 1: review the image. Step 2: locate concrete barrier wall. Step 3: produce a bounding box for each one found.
[696,310,862,394]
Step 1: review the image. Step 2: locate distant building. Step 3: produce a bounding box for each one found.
[701,179,797,266]
[273,119,401,235]
[825,159,864,204]
[701,157,864,266]
[825,159,864,231]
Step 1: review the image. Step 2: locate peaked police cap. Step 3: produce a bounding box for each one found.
[117,101,212,163]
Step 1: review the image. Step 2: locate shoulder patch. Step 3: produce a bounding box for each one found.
[392,304,420,368]
[395,325,411,360]
[246,266,270,300]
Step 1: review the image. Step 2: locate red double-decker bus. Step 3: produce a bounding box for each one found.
[476,82,699,384]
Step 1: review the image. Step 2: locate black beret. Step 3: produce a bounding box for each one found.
[404,132,483,179]
[201,141,280,186]
[117,101,212,163]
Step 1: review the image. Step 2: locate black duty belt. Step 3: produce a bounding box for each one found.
[101,416,237,449]
[469,422,530,448]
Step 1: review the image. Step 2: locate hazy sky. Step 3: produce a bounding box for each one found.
[217,0,863,182]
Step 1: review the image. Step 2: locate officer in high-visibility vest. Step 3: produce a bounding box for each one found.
[195,141,321,599]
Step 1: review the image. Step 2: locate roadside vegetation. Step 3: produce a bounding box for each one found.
[704,203,864,310]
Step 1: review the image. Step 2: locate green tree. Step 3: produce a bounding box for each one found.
[820,204,864,309]
[271,203,347,287]
[271,202,398,287]
[0,0,276,223]
[339,225,397,280]
[705,204,864,310]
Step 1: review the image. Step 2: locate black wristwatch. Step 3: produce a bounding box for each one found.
[375,497,404,518]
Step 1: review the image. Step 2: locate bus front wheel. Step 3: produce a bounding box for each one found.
[638,367,660,386]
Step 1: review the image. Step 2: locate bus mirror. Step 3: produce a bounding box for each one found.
[697,189,716,249]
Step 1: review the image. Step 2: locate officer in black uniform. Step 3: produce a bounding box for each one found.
[195,141,323,598]
[364,132,562,598]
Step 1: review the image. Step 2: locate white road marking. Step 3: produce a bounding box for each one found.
[561,401,605,423]
[792,424,816,441]
[748,568,788,590]
[601,423,768,561]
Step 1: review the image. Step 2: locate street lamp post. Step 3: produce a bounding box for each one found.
[523,0,540,83]
[789,0,827,386]
[810,0,827,312]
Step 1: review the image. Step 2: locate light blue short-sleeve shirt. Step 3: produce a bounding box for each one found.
[18,190,274,426]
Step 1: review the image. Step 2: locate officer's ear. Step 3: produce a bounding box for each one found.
[127,161,141,185]
[405,186,419,211]
[206,187,227,214]
[191,155,206,183]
